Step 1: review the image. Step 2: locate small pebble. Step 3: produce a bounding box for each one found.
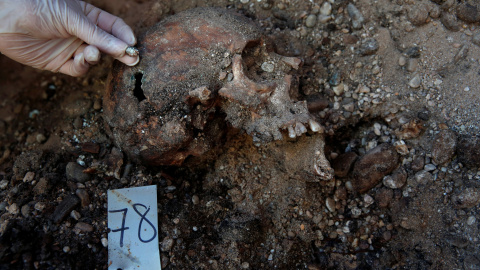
[440,13,460,32]
[326,197,336,212]
[332,152,358,177]
[332,83,345,96]
[36,133,47,143]
[63,246,71,253]
[161,237,174,252]
[347,3,364,29]
[363,194,374,206]
[407,4,429,26]
[34,202,46,211]
[352,144,400,193]
[305,14,317,28]
[472,33,480,46]
[424,164,436,171]
[101,238,108,247]
[23,172,35,183]
[383,167,407,189]
[66,162,90,183]
[70,210,81,220]
[359,38,379,56]
[408,75,421,88]
[432,130,457,165]
[398,56,407,66]
[394,140,409,155]
[406,59,418,72]
[0,180,8,189]
[21,204,30,217]
[456,3,480,23]
[261,62,275,73]
[192,195,200,205]
[74,222,94,232]
[7,203,19,215]
[452,188,480,209]
[413,170,433,185]
[76,189,91,208]
[467,216,476,225]
[358,85,370,93]
[320,2,332,16]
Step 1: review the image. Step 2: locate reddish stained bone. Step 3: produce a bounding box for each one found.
[103,8,328,171]
[104,8,262,166]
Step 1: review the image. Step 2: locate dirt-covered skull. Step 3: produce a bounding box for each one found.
[104,7,327,173]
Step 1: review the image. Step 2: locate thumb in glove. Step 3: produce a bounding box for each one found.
[0,0,139,76]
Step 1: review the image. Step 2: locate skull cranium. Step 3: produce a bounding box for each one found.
[103,7,330,180]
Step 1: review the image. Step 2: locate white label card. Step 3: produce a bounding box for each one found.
[108,185,161,270]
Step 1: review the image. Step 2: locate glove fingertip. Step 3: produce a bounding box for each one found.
[71,53,90,76]
[84,45,100,65]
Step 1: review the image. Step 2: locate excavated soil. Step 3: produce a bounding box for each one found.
[1,0,480,269]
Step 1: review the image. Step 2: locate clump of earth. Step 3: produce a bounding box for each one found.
[1,0,480,269]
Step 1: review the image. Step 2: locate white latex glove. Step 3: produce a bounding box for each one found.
[0,0,139,76]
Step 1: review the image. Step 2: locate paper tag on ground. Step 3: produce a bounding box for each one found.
[108,185,161,269]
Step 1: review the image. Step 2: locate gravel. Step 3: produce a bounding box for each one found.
[1,1,480,269]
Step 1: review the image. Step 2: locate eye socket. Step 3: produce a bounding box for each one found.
[133,72,146,102]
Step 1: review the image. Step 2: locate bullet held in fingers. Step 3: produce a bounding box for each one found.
[125,46,139,57]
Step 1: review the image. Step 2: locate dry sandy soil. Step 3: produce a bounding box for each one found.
[1,0,480,269]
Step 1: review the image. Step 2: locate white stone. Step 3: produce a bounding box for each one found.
[320,2,332,16]
[326,197,336,212]
[408,75,421,88]
[0,180,8,189]
[305,14,317,28]
[101,237,108,247]
[261,62,275,73]
[333,83,345,96]
[7,203,19,215]
[467,216,476,225]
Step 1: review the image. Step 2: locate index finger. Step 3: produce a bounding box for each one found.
[79,1,136,46]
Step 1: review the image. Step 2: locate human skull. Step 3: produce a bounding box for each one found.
[104,7,329,178]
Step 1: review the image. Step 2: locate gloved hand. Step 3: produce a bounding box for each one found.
[0,0,139,76]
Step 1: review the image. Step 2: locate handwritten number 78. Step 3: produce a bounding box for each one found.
[109,203,157,247]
